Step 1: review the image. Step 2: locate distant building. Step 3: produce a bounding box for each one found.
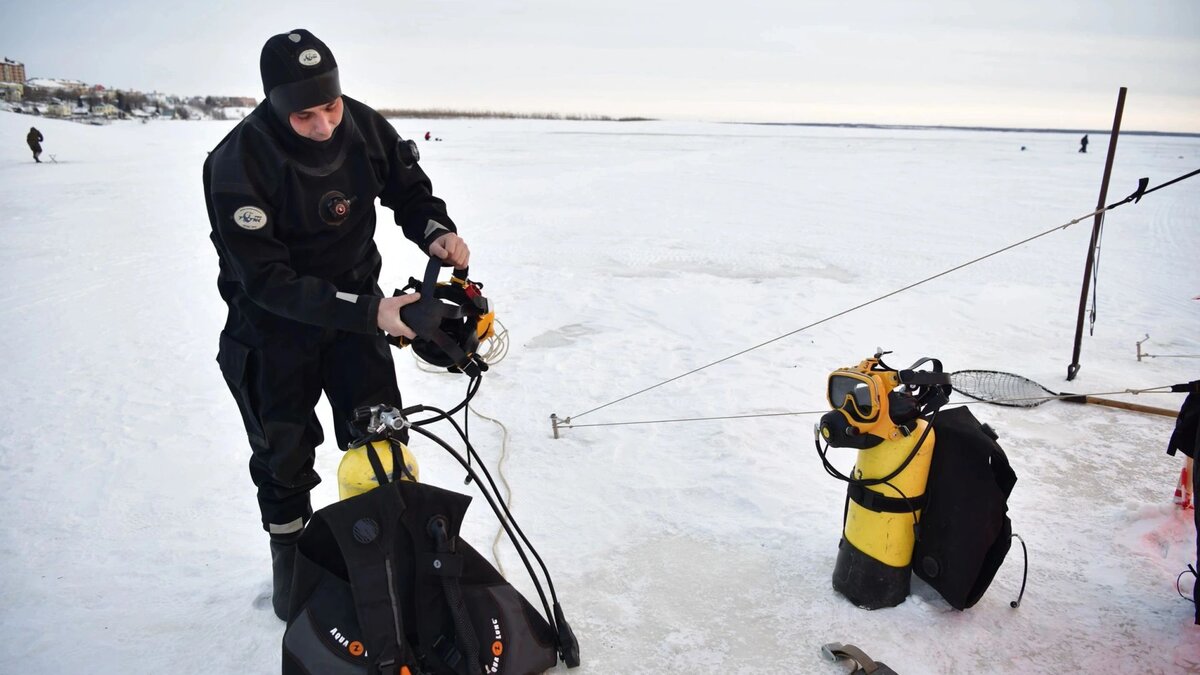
[209,95,257,108]
[1,58,24,100]
[1,58,25,85]
[91,84,117,102]
[91,103,119,118]
[25,78,88,97]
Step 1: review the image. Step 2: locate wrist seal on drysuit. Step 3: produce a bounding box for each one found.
[331,290,382,334]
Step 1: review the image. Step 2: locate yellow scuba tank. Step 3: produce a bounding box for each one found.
[840,418,933,569]
[337,439,420,500]
[817,353,950,609]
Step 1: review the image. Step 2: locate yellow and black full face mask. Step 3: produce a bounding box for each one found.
[819,354,952,449]
[821,358,901,448]
[393,258,495,378]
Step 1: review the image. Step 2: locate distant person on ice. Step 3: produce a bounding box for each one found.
[1079,134,1088,153]
[425,130,431,141]
[26,127,43,163]
[202,28,470,621]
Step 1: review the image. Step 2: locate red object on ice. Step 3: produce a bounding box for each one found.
[1174,466,1193,509]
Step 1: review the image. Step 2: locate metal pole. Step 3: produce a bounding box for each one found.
[1067,87,1127,382]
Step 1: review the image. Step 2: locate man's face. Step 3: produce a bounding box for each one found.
[288,97,343,142]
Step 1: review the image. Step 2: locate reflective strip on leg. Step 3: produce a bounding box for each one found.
[269,517,305,535]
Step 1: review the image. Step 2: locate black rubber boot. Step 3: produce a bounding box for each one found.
[270,532,302,621]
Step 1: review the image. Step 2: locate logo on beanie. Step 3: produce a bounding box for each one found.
[299,49,322,67]
[233,206,268,230]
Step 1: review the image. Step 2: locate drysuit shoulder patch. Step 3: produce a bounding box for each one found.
[233,206,268,230]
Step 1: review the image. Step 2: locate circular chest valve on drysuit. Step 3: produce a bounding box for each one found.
[390,257,494,377]
[320,190,355,226]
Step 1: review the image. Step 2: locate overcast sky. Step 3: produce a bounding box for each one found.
[3,0,1198,131]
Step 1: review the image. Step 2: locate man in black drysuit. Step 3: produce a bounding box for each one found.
[202,29,470,620]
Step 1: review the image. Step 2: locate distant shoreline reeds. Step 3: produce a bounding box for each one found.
[377,108,654,122]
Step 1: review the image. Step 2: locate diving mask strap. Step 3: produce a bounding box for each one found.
[897,357,952,417]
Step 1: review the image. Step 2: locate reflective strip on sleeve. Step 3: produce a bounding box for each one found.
[423,220,450,238]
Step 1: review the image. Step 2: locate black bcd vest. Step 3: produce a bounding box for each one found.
[912,406,1018,610]
[282,478,559,674]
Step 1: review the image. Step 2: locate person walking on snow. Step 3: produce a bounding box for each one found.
[1079,134,1088,153]
[26,127,43,163]
[202,28,470,621]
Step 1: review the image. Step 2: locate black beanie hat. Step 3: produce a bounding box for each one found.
[260,29,341,115]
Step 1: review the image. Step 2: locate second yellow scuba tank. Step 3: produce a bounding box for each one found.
[337,439,420,500]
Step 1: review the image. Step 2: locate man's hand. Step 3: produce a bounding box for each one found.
[377,293,422,339]
[428,233,470,268]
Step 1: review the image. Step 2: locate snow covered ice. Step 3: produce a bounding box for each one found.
[0,111,1197,673]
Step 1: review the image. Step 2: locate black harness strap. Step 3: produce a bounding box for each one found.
[847,483,927,514]
[321,486,419,674]
[365,442,390,486]
[427,516,481,675]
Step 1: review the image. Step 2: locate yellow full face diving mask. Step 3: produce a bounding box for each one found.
[819,354,954,449]
[826,358,900,436]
